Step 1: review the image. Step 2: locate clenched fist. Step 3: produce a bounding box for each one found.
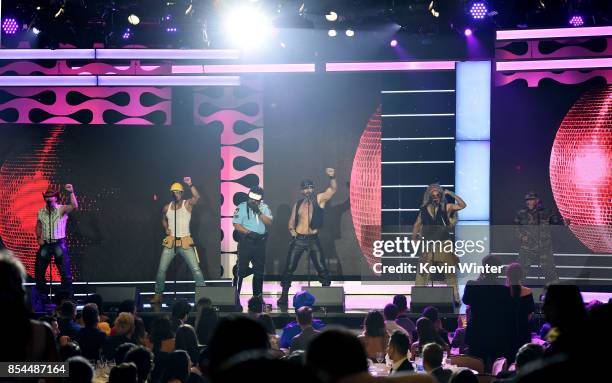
[64,184,74,193]
[183,177,192,186]
[325,168,335,178]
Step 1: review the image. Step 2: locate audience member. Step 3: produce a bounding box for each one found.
[161,350,191,383]
[422,306,449,345]
[65,356,94,383]
[75,303,106,360]
[422,343,451,383]
[387,330,414,374]
[39,315,60,339]
[115,343,137,364]
[104,312,136,360]
[58,300,82,339]
[124,345,155,383]
[279,291,325,349]
[257,313,280,350]
[247,295,264,319]
[290,306,320,353]
[109,362,139,383]
[195,306,218,346]
[462,255,513,367]
[449,368,478,383]
[393,294,417,334]
[216,353,320,383]
[412,317,448,357]
[171,301,192,333]
[59,341,82,361]
[176,324,200,365]
[306,329,369,383]
[358,310,388,362]
[383,304,410,340]
[150,317,176,383]
[506,263,535,360]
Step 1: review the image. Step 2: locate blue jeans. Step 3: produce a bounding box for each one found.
[155,246,205,293]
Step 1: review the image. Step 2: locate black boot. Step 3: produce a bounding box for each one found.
[277,286,289,306]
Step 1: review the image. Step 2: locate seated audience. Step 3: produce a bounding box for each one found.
[412,317,448,358]
[280,291,325,349]
[449,368,478,383]
[118,299,147,345]
[387,330,414,374]
[59,341,82,361]
[290,306,320,353]
[109,362,139,383]
[247,295,265,319]
[162,350,191,383]
[494,342,545,381]
[195,305,218,346]
[75,303,106,361]
[175,324,200,365]
[58,300,82,339]
[422,343,452,383]
[104,312,136,360]
[124,345,155,383]
[462,255,513,367]
[216,353,320,383]
[358,310,388,362]
[384,304,410,340]
[393,294,417,334]
[150,317,177,383]
[421,306,449,345]
[115,343,137,364]
[85,293,111,332]
[450,308,469,354]
[39,315,60,340]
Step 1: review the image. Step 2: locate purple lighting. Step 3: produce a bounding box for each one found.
[390,39,398,47]
[469,2,488,20]
[326,61,456,72]
[464,28,473,37]
[2,18,20,35]
[166,27,177,33]
[122,29,131,40]
[569,15,585,27]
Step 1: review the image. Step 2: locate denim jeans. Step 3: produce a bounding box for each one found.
[155,246,205,293]
[35,239,73,298]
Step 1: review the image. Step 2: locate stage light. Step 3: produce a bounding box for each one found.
[122,29,131,40]
[464,28,473,36]
[32,27,41,35]
[569,15,585,27]
[224,6,273,48]
[346,29,355,37]
[390,39,398,47]
[2,18,20,35]
[128,14,140,26]
[469,2,488,20]
[328,29,337,37]
[166,27,178,33]
[325,11,338,22]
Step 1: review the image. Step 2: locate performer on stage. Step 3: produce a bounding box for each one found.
[232,186,273,297]
[514,191,560,282]
[277,168,337,306]
[151,177,205,303]
[412,184,466,303]
[35,184,78,301]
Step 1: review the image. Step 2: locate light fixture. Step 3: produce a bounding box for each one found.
[325,11,338,22]
[345,29,355,37]
[128,14,140,26]
[328,29,337,37]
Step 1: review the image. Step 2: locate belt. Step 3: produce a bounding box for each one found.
[43,238,65,244]
[295,234,318,240]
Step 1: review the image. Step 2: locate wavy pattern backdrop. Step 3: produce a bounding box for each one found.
[0,87,171,125]
[194,79,263,277]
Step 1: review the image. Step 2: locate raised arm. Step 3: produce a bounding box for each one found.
[61,184,78,214]
[317,168,337,206]
[445,189,466,213]
[184,177,200,206]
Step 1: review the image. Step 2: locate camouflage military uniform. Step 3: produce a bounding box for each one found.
[514,207,559,283]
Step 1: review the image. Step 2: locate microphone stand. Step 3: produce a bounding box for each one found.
[307,194,312,288]
[173,198,178,303]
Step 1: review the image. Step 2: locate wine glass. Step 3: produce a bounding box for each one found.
[376,352,385,364]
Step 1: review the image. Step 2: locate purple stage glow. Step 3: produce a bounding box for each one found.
[390,39,398,47]
[464,28,473,37]
[569,15,585,27]
[496,57,612,71]
[95,49,240,60]
[97,75,240,86]
[166,27,177,33]
[2,18,19,35]
[326,61,456,72]
[0,49,96,59]
[496,26,612,40]
[469,2,488,20]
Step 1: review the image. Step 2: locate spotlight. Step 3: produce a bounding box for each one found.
[345,29,354,37]
[328,29,337,37]
[2,18,19,35]
[224,6,273,48]
[469,2,488,20]
[325,11,338,22]
[464,28,473,37]
[128,14,140,26]
[166,27,178,33]
[569,15,585,27]
[390,39,398,47]
[122,29,131,40]
[32,27,41,35]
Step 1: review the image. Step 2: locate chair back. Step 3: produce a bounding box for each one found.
[448,354,485,374]
[492,357,507,375]
[476,374,495,383]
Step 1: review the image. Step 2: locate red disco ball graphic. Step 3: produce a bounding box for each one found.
[350,106,381,268]
[550,86,612,253]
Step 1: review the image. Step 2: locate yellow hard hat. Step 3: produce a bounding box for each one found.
[170,182,184,192]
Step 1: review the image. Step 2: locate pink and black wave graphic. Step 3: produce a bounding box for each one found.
[0,61,171,76]
[0,87,171,125]
[350,106,382,269]
[193,79,263,260]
